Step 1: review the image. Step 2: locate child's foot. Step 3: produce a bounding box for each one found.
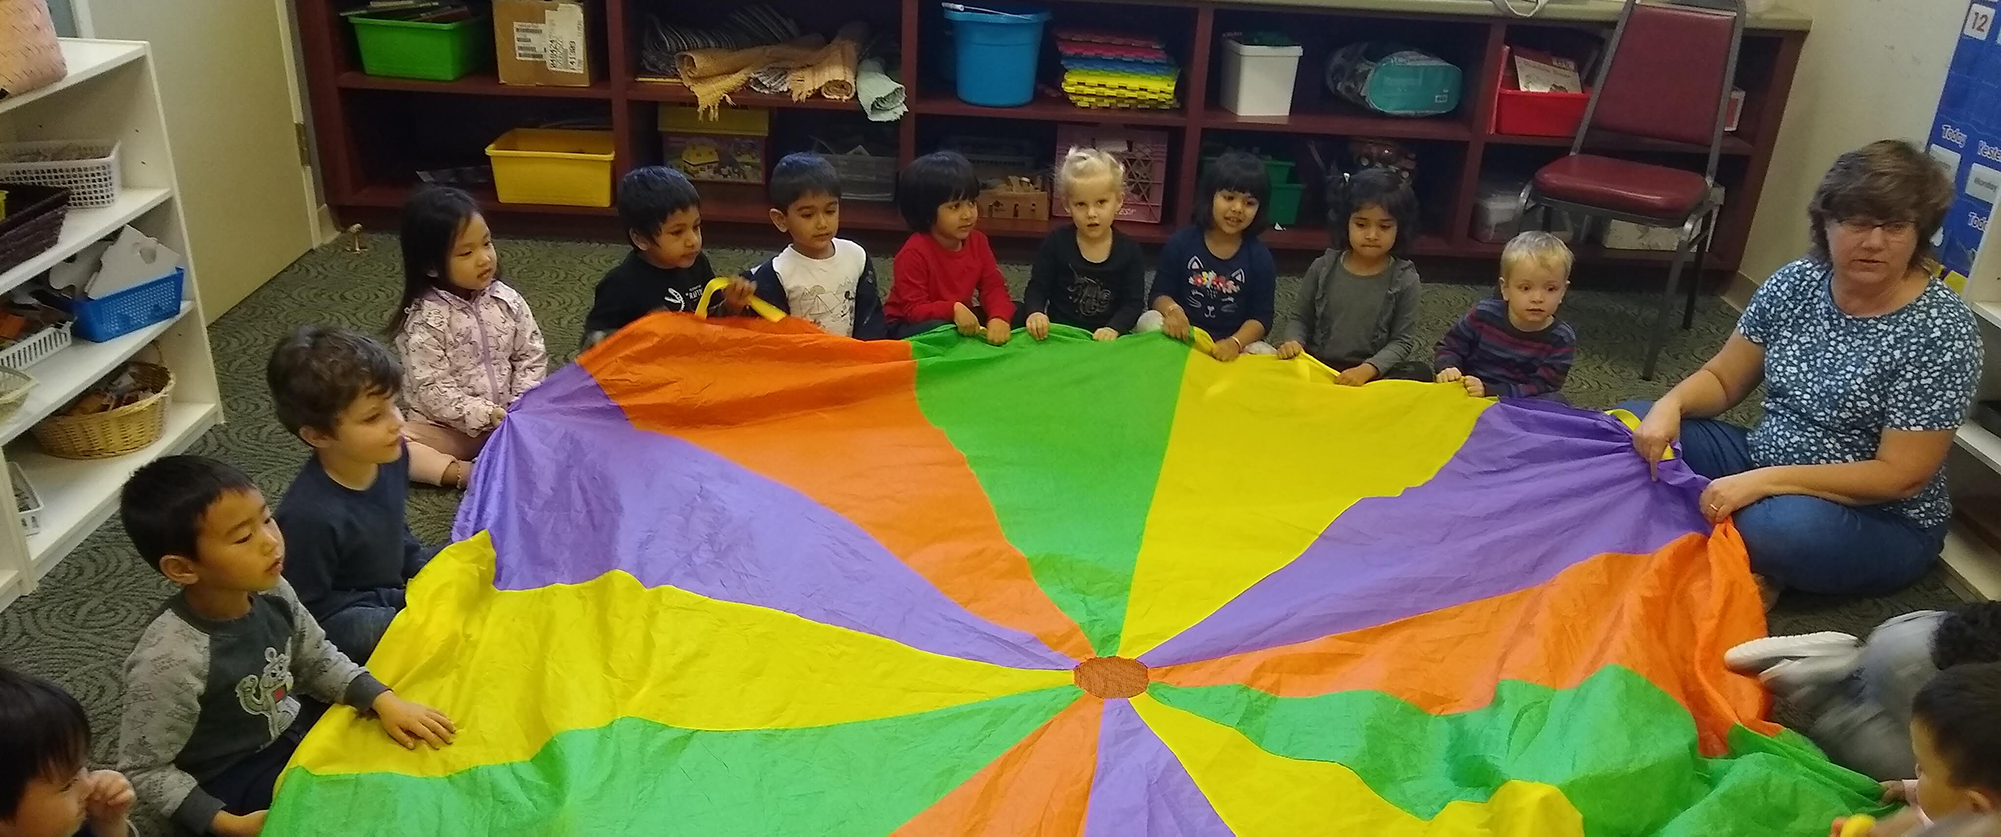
[1725,631,1862,674]
[1759,653,1861,708]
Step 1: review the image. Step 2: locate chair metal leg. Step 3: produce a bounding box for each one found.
[1642,216,1703,381]
[1682,210,1716,329]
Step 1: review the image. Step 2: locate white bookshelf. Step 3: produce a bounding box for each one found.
[0,40,221,611]
[1948,199,2001,600]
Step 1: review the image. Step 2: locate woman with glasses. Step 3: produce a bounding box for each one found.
[1622,140,1983,600]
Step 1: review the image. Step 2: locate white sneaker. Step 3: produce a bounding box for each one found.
[1724,631,1862,674]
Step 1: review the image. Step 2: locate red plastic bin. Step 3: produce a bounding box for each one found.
[1494,86,1591,137]
[1489,46,1591,139]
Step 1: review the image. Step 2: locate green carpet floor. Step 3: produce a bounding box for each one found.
[0,233,1967,781]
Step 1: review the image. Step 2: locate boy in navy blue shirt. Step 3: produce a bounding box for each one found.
[266,326,436,664]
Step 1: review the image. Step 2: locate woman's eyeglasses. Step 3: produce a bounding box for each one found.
[1836,218,1918,238]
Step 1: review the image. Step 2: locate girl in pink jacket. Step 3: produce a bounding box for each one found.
[391,187,547,487]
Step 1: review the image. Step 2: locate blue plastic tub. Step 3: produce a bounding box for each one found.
[66,267,184,342]
[943,4,1050,107]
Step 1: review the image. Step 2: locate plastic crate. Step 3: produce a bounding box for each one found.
[0,184,68,276]
[67,267,184,342]
[0,141,120,208]
[10,461,40,538]
[485,129,615,207]
[1052,125,1169,224]
[0,321,71,370]
[1268,182,1304,226]
[350,14,490,81]
[1490,46,1590,138]
[817,143,895,202]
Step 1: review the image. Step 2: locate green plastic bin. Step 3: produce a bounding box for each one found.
[351,14,490,81]
[1267,182,1304,226]
[1200,155,1297,187]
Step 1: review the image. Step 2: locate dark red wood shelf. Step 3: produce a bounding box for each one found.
[980,217,1175,245]
[298,0,1806,271]
[628,81,864,111]
[350,183,616,216]
[335,71,613,99]
[912,94,1188,127]
[1482,130,1756,156]
[1202,104,1473,142]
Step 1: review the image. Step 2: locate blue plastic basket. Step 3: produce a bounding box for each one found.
[943,4,1050,107]
[68,267,184,342]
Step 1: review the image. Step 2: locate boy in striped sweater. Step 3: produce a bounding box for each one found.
[1434,231,1577,401]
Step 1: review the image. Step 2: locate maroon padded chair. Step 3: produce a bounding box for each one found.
[1517,0,1744,380]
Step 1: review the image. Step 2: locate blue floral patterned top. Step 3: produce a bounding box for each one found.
[1737,259,1983,527]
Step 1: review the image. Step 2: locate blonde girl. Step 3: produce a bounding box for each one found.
[1019,147,1148,341]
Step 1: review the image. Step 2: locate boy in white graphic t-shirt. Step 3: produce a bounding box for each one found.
[745,153,886,339]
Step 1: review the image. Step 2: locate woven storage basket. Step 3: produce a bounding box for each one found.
[32,362,172,459]
[0,183,67,275]
[0,0,66,101]
[0,140,120,207]
[0,364,34,421]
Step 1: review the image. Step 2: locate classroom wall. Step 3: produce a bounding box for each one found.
[1737,0,1965,283]
[46,0,76,36]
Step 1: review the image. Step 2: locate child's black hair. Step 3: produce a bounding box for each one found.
[895,151,981,232]
[389,185,484,335]
[618,166,703,241]
[0,666,90,819]
[1935,603,2001,670]
[769,153,844,211]
[1913,662,2001,798]
[266,325,403,438]
[120,455,260,571]
[1328,166,1420,256]
[1193,150,1272,237]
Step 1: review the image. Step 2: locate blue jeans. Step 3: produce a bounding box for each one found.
[321,600,402,665]
[1617,401,1944,596]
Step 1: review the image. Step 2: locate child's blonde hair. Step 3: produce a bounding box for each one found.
[1055,147,1125,200]
[1500,231,1574,281]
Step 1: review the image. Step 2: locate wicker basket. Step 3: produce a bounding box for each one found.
[0,140,120,207]
[0,364,33,421]
[32,362,172,459]
[0,0,67,101]
[0,182,67,275]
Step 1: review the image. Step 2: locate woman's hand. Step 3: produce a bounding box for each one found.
[1025,312,1050,341]
[952,302,980,336]
[1161,305,1191,341]
[985,318,1012,346]
[1092,327,1118,342]
[1336,364,1379,387]
[1211,336,1242,362]
[1275,340,1303,360]
[1699,471,1773,523]
[1633,403,1684,480]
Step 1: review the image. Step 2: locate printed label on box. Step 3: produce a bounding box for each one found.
[513,22,547,62]
[544,5,585,74]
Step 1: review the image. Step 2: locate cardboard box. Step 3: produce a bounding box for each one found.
[978,177,1049,222]
[493,0,597,87]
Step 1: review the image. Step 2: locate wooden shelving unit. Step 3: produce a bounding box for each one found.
[294,0,1807,276]
[0,40,224,611]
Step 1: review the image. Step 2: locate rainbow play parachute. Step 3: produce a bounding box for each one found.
[267,315,1884,835]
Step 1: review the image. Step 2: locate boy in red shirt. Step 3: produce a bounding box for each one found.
[885,151,1014,343]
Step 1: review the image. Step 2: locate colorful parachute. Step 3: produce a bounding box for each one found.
[267,315,1884,835]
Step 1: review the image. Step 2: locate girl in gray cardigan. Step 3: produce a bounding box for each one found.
[1276,167,1428,384]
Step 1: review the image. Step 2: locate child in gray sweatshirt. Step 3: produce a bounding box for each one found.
[1276,167,1428,385]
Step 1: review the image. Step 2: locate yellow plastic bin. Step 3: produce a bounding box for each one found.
[484,128,615,207]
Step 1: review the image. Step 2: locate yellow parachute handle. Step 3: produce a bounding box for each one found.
[697,277,786,323]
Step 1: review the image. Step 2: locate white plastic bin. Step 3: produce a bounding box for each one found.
[1473,188,1521,243]
[1219,35,1303,117]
